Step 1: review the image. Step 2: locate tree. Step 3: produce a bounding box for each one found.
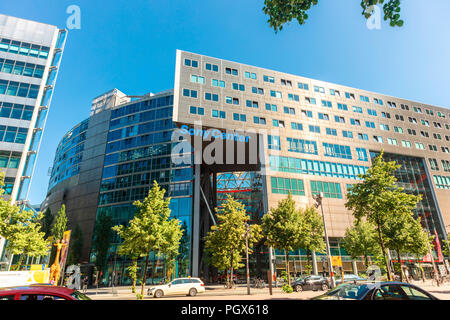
[51,205,67,242]
[114,181,182,298]
[341,220,380,268]
[262,193,303,286]
[204,195,261,288]
[263,0,404,33]
[298,206,325,273]
[41,208,54,239]
[91,211,114,282]
[345,151,420,280]
[67,224,83,265]
[0,173,49,267]
[404,216,432,282]
[6,211,49,267]
[159,217,184,282]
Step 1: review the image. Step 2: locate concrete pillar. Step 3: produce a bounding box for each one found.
[352,260,358,275]
[312,251,318,275]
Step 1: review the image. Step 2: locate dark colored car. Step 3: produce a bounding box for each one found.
[335,274,367,284]
[0,285,91,300]
[312,281,438,300]
[292,275,329,292]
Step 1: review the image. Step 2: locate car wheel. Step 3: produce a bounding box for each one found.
[321,284,329,291]
[154,289,163,298]
[189,288,197,297]
[295,285,303,292]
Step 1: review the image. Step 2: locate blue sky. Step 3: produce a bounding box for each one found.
[1,0,449,205]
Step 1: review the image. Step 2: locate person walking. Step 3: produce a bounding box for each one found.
[82,276,88,293]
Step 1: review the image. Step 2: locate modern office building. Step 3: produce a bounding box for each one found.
[0,15,67,261]
[42,50,449,284]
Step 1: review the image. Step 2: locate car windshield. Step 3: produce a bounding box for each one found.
[324,284,371,300]
[70,291,91,300]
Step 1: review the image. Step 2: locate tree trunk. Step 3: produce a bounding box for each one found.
[229,249,234,288]
[140,254,150,298]
[286,251,290,286]
[306,249,311,274]
[131,258,137,293]
[396,248,404,282]
[363,254,368,269]
[376,223,391,280]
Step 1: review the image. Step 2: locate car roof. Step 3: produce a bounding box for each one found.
[0,285,74,295]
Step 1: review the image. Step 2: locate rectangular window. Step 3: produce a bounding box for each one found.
[291,122,303,131]
[211,79,225,87]
[265,103,277,112]
[298,82,309,90]
[268,135,281,150]
[325,128,337,136]
[271,177,305,196]
[401,140,411,148]
[270,90,282,98]
[321,100,332,108]
[356,148,368,161]
[288,93,300,102]
[309,125,320,133]
[264,75,275,83]
[337,103,348,111]
[342,130,353,139]
[310,181,342,199]
[205,63,219,72]
[323,143,352,160]
[245,71,257,80]
[287,138,318,155]
[367,109,377,116]
[211,109,226,119]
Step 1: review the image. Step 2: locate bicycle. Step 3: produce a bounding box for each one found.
[432,274,450,287]
[223,280,236,289]
[252,278,266,289]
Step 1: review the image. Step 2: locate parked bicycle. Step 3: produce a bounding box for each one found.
[252,278,266,289]
[432,274,450,287]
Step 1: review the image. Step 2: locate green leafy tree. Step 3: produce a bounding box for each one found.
[263,0,403,33]
[6,211,49,267]
[159,217,184,282]
[345,151,420,280]
[404,217,432,282]
[67,224,83,265]
[91,211,114,282]
[341,220,380,267]
[443,239,450,258]
[299,206,325,272]
[0,173,49,267]
[51,205,67,242]
[114,181,181,298]
[262,193,303,286]
[204,195,261,288]
[41,208,54,239]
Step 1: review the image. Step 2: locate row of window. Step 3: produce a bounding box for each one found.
[0,80,40,99]
[0,102,34,121]
[0,58,45,79]
[433,175,450,190]
[0,151,21,169]
[0,126,28,144]
[0,38,50,60]
[271,177,343,199]
[111,95,173,120]
[269,155,369,181]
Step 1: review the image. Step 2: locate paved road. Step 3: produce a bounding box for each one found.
[86,280,450,300]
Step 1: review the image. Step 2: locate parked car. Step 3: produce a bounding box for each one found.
[147,277,205,298]
[0,285,91,300]
[335,274,367,284]
[292,275,329,292]
[311,282,438,300]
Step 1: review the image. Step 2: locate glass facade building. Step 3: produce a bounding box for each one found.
[0,15,67,261]
[42,50,450,283]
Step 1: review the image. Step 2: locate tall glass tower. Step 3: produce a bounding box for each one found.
[0,15,67,260]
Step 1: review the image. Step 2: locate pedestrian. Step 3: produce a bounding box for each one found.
[82,276,88,293]
[404,268,410,283]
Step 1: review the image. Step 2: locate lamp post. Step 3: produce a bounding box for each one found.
[245,223,251,295]
[313,192,336,288]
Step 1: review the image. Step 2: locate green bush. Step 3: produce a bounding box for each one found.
[282,284,293,293]
[136,293,143,300]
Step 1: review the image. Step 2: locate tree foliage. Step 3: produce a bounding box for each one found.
[204,195,261,287]
[263,0,403,32]
[41,208,54,239]
[113,181,183,298]
[51,204,67,242]
[91,211,114,278]
[67,224,83,265]
[299,206,325,269]
[0,173,49,266]
[345,151,421,280]
[341,220,380,267]
[262,193,303,285]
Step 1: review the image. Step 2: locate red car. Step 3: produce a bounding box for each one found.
[0,285,91,300]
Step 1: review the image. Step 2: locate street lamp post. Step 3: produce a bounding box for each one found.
[245,223,251,295]
[313,192,336,288]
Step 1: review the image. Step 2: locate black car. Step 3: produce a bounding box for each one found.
[292,275,329,292]
[311,281,438,300]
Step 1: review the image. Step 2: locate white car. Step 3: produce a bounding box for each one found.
[147,278,205,298]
